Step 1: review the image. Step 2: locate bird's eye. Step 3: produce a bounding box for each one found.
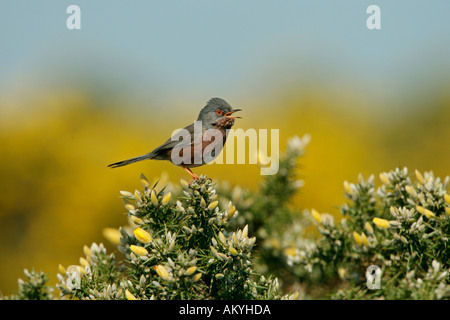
[216,109,223,116]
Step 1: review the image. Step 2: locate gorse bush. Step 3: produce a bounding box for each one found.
[278,168,450,299]
[54,174,292,300]
[2,135,449,300]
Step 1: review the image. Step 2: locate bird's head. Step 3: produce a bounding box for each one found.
[197,97,241,129]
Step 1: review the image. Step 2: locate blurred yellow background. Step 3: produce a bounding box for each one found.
[1,85,448,294]
[1,1,449,295]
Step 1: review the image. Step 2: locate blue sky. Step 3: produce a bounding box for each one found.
[1,1,450,107]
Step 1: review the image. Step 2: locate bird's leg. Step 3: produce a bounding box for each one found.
[181,165,200,183]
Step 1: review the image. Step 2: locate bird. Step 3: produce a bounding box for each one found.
[108,98,241,181]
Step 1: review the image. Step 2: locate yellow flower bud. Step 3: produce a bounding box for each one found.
[180,178,189,188]
[353,231,363,246]
[125,289,137,300]
[58,264,66,276]
[139,173,149,188]
[217,253,229,261]
[102,227,122,245]
[130,245,148,256]
[379,173,390,185]
[229,246,238,256]
[311,209,322,223]
[120,190,134,198]
[405,185,417,197]
[416,205,435,219]
[151,190,158,206]
[155,265,170,280]
[130,215,144,226]
[218,232,227,244]
[79,266,86,275]
[83,245,91,257]
[207,200,219,210]
[373,217,390,229]
[364,221,374,234]
[242,225,248,239]
[415,170,424,184]
[185,266,197,276]
[134,228,152,244]
[162,192,171,205]
[343,181,352,194]
[445,207,450,215]
[192,273,202,282]
[361,233,369,247]
[210,246,219,259]
[227,204,236,219]
[200,197,206,208]
[444,193,450,205]
[416,205,425,214]
[134,190,142,203]
[283,247,297,257]
[79,257,89,268]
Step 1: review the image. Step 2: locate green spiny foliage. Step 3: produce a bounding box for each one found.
[285,168,450,299]
[3,135,449,300]
[1,269,54,300]
[53,174,291,300]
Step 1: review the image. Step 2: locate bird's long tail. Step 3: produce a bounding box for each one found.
[108,155,149,168]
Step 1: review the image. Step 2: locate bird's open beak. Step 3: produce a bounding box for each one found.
[225,109,242,119]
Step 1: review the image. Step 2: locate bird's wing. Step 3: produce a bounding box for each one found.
[147,122,199,159]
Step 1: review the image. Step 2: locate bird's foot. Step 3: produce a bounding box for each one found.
[182,166,201,184]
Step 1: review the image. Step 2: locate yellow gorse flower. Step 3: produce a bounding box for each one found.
[343,181,352,194]
[79,257,89,268]
[58,264,66,276]
[192,273,202,282]
[207,200,219,210]
[415,169,424,184]
[155,265,170,280]
[83,245,91,257]
[185,266,197,276]
[120,190,134,198]
[227,203,236,219]
[162,192,171,205]
[218,232,227,244]
[151,189,158,206]
[139,173,149,188]
[210,246,219,259]
[102,227,122,245]
[130,245,148,256]
[125,289,138,300]
[124,204,135,212]
[444,193,450,205]
[361,233,369,247]
[364,221,374,234]
[242,225,248,239]
[180,178,189,188]
[404,185,417,197]
[353,231,363,246]
[283,247,297,257]
[311,209,322,223]
[379,172,390,185]
[416,205,435,219]
[133,228,152,244]
[373,217,390,229]
[130,215,144,226]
